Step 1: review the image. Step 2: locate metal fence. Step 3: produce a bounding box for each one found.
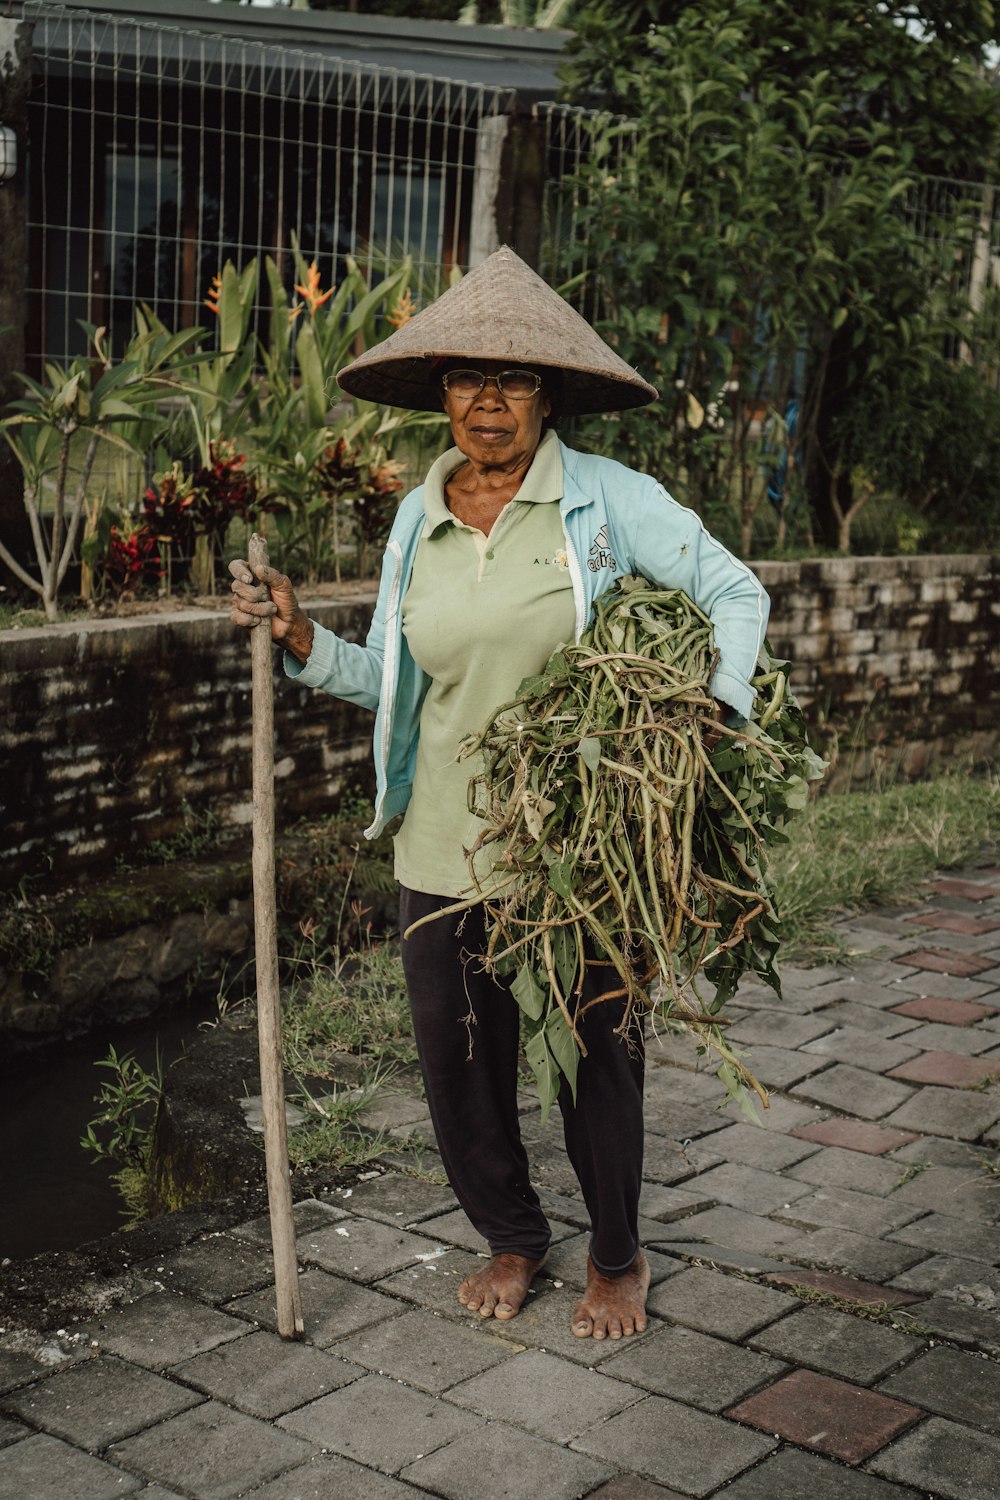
[537,101,1000,369]
[538,101,637,321]
[19,6,1000,380]
[23,2,514,367]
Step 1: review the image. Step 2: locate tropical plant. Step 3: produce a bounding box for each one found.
[81,1044,164,1222]
[142,440,259,594]
[0,319,202,619]
[249,239,443,581]
[185,261,261,467]
[1,239,450,611]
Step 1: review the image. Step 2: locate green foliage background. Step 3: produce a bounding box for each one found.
[553,0,1000,556]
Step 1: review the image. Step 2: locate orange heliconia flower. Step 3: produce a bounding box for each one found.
[370,458,406,491]
[387,289,416,328]
[204,274,222,316]
[294,261,334,315]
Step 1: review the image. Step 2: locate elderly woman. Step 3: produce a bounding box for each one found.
[231,247,769,1341]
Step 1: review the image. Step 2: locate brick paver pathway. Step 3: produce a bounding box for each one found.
[2,863,1000,1498]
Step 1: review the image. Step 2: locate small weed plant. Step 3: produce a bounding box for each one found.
[145,800,222,864]
[0,879,57,989]
[776,1281,933,1336]
[282,939,415,1077]
[81,1045,164,1223]
[275,819,417,1175]
[284,1065,397,1174]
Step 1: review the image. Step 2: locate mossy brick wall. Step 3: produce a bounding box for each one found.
[1,555,998,889]
[0,595,379,889]
[754,554,999,785]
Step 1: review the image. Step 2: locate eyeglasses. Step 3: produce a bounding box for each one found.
[441,368,544,400]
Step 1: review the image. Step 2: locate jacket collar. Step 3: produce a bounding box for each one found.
[557,438,596,515]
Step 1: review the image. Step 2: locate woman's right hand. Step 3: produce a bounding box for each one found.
[229,559,315,664]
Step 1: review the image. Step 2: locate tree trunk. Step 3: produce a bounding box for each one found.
[803,325,855,549]
[830,470,872,555]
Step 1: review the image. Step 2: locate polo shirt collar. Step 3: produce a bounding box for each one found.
[420,428,564,538]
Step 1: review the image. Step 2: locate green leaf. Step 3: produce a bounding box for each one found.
[545,1006,580,1104]
[550,925,577,1001]
[524,1026,560,1125]
[511,963,546,1021]
[342,261,412,348]
[295,320,328,429]
[578,736,602,772]
[97,398,143,421]
[91,361,138,404]
[734,1086,764,1126]
[547,858,576,900]
[783,777,809,811]
[216,262,244,356]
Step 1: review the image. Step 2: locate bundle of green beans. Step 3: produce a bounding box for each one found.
[455,575,826,1121]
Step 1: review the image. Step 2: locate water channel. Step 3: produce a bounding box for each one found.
[1,999,215,1263]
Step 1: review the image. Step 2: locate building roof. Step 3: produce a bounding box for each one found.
[26,0,570,100]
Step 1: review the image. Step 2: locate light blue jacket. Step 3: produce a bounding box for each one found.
[286,439,770,838]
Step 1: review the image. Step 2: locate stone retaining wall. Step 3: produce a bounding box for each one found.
[2,554,997,892]
[753,554,999,786]
[1,595,378,889]
[0,864,253,1036]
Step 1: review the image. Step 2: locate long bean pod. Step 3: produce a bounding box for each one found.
[435,576,826,1121]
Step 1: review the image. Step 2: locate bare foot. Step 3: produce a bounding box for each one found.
[571,1251,650,1340]
[457,1252,547,1321]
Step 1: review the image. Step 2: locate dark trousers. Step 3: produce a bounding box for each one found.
[399,886,645,1276]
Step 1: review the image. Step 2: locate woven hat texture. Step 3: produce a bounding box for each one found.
[336,246,658,415]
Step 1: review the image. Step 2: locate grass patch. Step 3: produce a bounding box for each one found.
[776,1281,933,1335]
[282,941,416,1077]
[768,771,999,962]
[260,922,420,1179]
[889,1161,930,1192]
[284,1071,396,1174]
[143,800,223,864]
[0,603,49,629]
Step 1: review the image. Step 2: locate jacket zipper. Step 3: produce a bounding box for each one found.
[561,515,588,640]
[368,539,405,836]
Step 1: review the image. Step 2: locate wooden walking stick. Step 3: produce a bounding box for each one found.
[248,532,304,1340]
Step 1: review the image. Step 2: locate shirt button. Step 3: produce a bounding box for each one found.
[485,549,495,560]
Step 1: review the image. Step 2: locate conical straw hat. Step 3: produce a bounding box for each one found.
[337,246,658,415]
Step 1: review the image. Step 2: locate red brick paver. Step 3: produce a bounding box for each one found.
[887,1050,1000,1089]
[924,878,999,901]
[890,996,999,1025]
[789,1119,919,1155]
[893,947,996,978]
[725,1369,923,1463]
[762,1269,925,1310]
[908,911,1000,937]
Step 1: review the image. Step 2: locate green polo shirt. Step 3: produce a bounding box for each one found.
[394,429,575,898]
